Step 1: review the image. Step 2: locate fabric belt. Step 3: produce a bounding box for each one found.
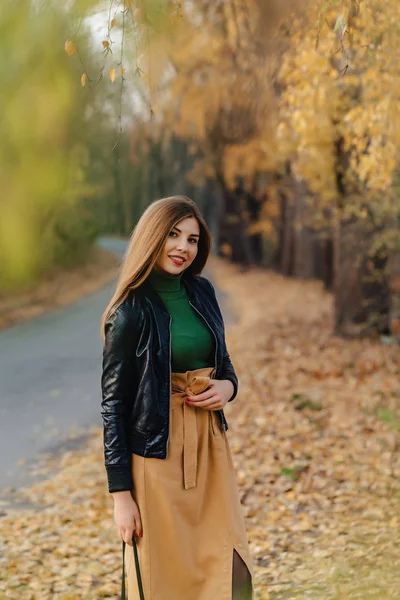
[171,368,216,490]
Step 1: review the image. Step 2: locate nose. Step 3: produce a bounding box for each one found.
[176,238,190,252]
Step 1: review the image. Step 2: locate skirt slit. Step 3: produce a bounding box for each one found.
[232,548,253,600]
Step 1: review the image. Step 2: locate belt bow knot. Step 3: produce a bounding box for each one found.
[170,373,214,490]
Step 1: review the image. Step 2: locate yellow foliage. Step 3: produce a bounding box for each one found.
[276,0,400,215]
[2,1,94,290]
[247,220,274,235]
[128,0,400,225]
[133,6,142,19]
[64,39,76,56]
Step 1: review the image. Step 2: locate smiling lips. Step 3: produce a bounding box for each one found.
[169,255,186,264]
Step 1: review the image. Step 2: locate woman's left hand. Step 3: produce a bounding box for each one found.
[185,379,234,411]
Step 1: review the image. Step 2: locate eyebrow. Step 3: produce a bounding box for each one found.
[172,226,200,238]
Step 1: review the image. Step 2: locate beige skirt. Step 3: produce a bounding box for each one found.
[125,366,254,600]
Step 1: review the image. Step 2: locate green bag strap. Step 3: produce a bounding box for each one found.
[121,536,145,600]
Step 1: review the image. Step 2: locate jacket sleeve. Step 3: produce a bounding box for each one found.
[101,303,137,494]
[205,279,239,403]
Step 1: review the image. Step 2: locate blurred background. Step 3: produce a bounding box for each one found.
[0,1,400,599]
[1,0,399,337]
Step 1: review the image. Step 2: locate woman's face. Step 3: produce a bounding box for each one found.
[154,216,200,275]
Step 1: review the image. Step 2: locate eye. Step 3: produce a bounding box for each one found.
[168,231,198,244]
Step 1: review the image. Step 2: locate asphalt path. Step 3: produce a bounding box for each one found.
[0,237,234,502]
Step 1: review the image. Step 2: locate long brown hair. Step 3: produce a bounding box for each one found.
[100,195,212,343]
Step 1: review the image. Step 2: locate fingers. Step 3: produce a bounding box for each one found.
[134,510,143,539]
[187,388,214,402]
[125,530,134,546]
[187,399,223,410]
[118,526,134,546]
[186,392,220,407]
[117,514,143,546]
[120,527,136,546]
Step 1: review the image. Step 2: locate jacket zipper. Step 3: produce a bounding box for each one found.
[166,314,172,455]
[188,300,228,432]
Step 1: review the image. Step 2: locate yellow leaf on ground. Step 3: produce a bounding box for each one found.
[102,40,110,48]
[111,17,116,28]
[109,68,116,83]
[81,73,87,87]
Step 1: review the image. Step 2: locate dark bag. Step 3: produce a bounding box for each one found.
[121,536,145,600]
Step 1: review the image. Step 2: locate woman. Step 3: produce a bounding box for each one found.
[100,196,254,600]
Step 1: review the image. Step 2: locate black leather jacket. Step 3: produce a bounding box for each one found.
[101,273,239,493]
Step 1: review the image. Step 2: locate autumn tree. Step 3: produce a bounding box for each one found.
[277,1,400,336]
[0,0,100,292]
[67,0,399,338]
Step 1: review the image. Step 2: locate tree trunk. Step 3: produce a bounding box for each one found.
[280,190,294,276]
[333,216,391,337]
[389,249,400,341]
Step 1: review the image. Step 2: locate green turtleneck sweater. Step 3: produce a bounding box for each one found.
[147,268,215,373]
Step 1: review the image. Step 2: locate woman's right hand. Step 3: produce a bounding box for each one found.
[112,491,143,546]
